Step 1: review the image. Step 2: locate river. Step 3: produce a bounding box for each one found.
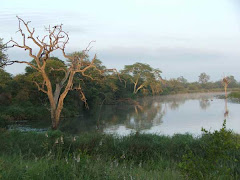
[10,92,240,136]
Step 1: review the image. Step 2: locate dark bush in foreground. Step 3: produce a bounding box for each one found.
[179,120,240,180]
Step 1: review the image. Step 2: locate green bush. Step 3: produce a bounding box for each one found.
[4,106,26,120]
[0,105,50,122]
[228,92,240,99]
[179,120,240,180]
[0,115,7,128]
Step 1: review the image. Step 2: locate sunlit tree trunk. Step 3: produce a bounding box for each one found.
[222,76,231,99]
[6,16,116,129]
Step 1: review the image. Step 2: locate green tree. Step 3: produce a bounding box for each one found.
[198,73,210,84]
[122,63,162,94]
[0,69,12,89]
[177,76,188,84]
[25,57,67,87]
[227,75,238,88]
[0,38,8,68]
[149,69,163,95]
[166,78,186,93]
[0,69,12,105]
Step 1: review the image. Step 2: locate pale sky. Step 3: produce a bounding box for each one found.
[1,0,240,81]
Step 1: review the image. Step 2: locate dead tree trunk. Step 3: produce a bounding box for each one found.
[7,16,115,129]
[222,76,231,99]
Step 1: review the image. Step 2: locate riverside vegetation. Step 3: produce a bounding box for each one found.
[1,20,240,179]
[0,120,240,180]
[1,30,240,127]
[1,66,240,128]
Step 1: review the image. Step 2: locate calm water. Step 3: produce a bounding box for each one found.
[12,93,240,136]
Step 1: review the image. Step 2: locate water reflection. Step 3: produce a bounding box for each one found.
[169,101,180,110]
[58,100,165,134]
[102,99,166,134]
[23,92,240,136]
[224,98,229,118]
[199,98,211,110]
[125,101,165,131]
[102,93,225,135]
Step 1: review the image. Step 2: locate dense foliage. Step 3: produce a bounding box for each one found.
[179,120,240,179]
[0,38,8,68]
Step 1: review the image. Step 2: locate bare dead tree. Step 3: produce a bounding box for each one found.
[222,75,231,99]
[7,16,116,129]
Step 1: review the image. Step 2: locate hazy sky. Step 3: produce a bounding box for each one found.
[1,0,240,81]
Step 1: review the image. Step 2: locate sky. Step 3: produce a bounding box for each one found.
[1,0,240,82]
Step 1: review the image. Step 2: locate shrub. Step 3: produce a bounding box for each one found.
[228,92,240,99]
[179,120,240,179]
[0,115,7,128]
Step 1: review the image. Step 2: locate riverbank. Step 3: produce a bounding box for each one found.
[162,87,240,95]
[228,91,240,100]
[0,121,239,180]
[217,91,240,103]
[3,91,240,136]
[1,88,239,123]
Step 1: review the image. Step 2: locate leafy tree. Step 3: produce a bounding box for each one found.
[25,57,67,87]
[198,73,210,84]
[0,38,8,68]
[0,69,12,89]
[177,76,188,84]
[166,78,186,93]
[0,69,12,105]
[148,69,163,95]
[227,75,238,88]
[122,63,162,94]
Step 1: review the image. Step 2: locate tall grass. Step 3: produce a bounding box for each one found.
[0,124,239,179]
[228,91,240,99]
[0,154,182,180]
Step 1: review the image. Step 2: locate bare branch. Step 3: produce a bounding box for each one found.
[84,40,96,53]
[50,67,67,73]
[33,80,48,94]
[72,84,89,109]
[16,16,42,48]
[7,39,37,59]
[6,60,39,71]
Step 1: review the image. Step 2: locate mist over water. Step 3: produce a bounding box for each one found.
[18,92,240,136]
[103,92,240,136]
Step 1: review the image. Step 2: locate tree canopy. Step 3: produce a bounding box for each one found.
[121,63,163,94]
[198,73,210,84]
[0,38,8,68]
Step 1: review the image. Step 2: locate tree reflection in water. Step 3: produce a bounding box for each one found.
[100,98,166,133]
[224,98,229,118]
[199,98,210,110]
[58,93,225,134]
